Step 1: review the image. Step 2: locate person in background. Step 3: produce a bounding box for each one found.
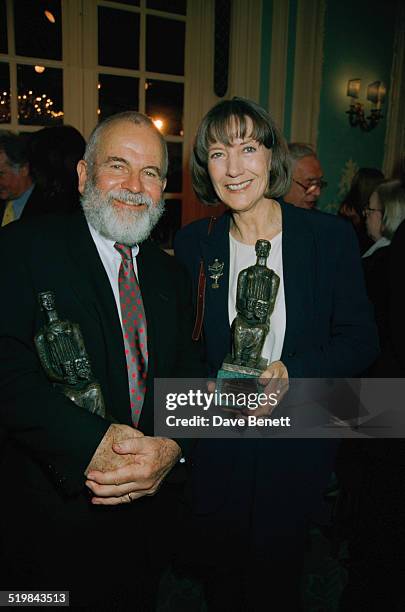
[283,142,326,209]
[362,179,405,375]
[0,130,34,225]
[339,180,405,610]
[174,97,378,611]
[338,167,384,254]
[28,125,86,214]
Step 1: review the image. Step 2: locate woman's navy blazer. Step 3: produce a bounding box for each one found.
[175,200,378,378]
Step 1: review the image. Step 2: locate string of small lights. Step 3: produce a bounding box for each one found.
[0,90,63,123]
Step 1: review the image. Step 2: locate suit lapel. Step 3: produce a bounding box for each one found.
[63,213,120,325]
[200,213,232,354]
[62,213,131,423]
[280,201,317,357]
[198,205,317,365]
[137,240,184,432]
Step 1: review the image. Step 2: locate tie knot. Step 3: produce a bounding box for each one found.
[114,243,133,261]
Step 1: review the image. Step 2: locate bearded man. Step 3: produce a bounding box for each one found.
[0,112,203,609]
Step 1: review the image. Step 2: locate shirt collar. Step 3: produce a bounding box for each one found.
[87,221,140,258]
[12,183,35,218]
[362,236,391,258]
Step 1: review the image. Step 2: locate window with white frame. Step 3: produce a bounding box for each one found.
[0,0,187,247]
[0,0,264,228]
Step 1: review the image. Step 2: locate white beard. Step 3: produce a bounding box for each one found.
[81,180,165,245]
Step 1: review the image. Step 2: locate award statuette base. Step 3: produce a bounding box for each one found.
[215,355,267,410]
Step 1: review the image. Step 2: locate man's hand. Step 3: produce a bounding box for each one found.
[85,423,143,475]
[85,437,181,505]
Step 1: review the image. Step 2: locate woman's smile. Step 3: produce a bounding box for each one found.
[225,179,253,192]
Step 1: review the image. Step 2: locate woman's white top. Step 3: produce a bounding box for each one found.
[228,232,286,364]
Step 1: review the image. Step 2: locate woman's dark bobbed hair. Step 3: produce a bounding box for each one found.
[191,97,291,205]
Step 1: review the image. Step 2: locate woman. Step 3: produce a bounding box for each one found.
[338,167,384,254]
[362,179,405,374]
[174,98,378,611]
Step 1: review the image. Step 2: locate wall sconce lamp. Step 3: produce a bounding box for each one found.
[346,79,386,131]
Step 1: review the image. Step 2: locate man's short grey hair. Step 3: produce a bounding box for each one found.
[288,142,317,166]
[84,111,168,179]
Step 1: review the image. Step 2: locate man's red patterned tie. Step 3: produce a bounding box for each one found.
[114,243,148,427]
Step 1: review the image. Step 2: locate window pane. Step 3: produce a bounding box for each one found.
[147,0,186,15]
[98,7,139,70]
[0,0,7,54]
[166,142,182,192]
[98,74,139,121]
[17,65,63,126]
[146,17,185,75]
[0,63,10,123]
[145,80,183,136]
[151,199,181,250]
[14,0,62,60]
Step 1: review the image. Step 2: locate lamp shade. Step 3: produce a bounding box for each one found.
[347,79,361,98]
[367,81,386,106]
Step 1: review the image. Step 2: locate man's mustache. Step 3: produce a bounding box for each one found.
[107,189,154,208]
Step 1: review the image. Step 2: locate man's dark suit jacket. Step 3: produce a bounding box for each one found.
[174,201,379,569]
[0,211,203,603]
[1,185,43,223]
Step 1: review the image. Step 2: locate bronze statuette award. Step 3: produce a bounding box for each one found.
[35,291,107,418]
[216,239,279,402]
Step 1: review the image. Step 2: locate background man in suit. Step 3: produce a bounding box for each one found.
[0,111,203,608]
[0,130,34,225]
[0,127,85,225]
[284,142,326,209]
